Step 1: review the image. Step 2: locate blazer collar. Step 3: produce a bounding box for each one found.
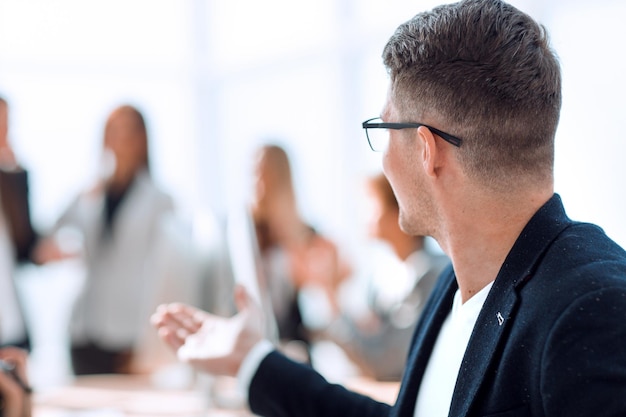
[448,193,573,416]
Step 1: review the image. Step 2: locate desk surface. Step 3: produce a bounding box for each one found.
[33,373,400,416]
[33,374,249,417]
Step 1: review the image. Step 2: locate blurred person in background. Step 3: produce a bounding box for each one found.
[324,172,449,380]
[0,95,40,351]
[249,143,350,363]
[35,104,194,375]
[0,347,31,417]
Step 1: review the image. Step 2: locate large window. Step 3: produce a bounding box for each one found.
[1,0,625,258]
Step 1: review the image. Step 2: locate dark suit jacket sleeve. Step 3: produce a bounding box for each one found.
[249,350,392,417]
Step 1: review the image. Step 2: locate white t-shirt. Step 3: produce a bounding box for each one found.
[414,281,494,417]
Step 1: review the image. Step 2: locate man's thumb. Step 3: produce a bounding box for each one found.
[234,284,254,313]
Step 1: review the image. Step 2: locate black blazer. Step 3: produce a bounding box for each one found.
[248,194,626,417]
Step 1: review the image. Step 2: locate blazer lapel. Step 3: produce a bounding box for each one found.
[448,278,519,417]
[448,194,573,417]
[393,267,458,417]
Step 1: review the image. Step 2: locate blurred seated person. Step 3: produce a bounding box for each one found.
[0,347,31,417]
[249,144,350,362]
[324,172,449,380]
[0,95,40,351]
[34,104,185,375]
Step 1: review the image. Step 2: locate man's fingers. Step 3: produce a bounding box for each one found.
[152,304,201,350]
[152,303,204,333]
[234,285,266,328]
[157,327,185,350]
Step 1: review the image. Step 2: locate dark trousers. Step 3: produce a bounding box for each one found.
[0,336,30,352]
[70,342,133,375]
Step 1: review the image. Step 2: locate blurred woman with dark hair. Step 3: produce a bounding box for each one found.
[36,105,178,375]
[250,144,350,362]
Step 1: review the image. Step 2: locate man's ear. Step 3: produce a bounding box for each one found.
[417,126,438,178]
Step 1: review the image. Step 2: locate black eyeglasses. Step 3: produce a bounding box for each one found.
[362,117,463,152]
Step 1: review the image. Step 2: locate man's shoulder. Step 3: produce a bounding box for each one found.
[554,221,626,265]
[525,194,626,284]
[537,220,626,289]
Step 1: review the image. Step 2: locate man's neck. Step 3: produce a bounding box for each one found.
[438,189,553,303]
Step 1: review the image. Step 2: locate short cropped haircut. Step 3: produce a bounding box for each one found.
[383,0,561,191]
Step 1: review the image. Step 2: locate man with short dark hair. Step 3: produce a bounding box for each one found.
[152,1,626,416]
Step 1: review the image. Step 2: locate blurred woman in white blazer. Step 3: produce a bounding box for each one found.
[36,105,194,375]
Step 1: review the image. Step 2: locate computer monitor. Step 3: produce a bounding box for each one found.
[225,206,279,344]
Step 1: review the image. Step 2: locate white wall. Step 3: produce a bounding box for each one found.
[550,0,626,246]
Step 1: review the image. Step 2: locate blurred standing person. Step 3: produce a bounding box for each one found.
[250,144,350,361]
[325,172,449,380]
[36,104,178,375]
[0,95,39,351]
